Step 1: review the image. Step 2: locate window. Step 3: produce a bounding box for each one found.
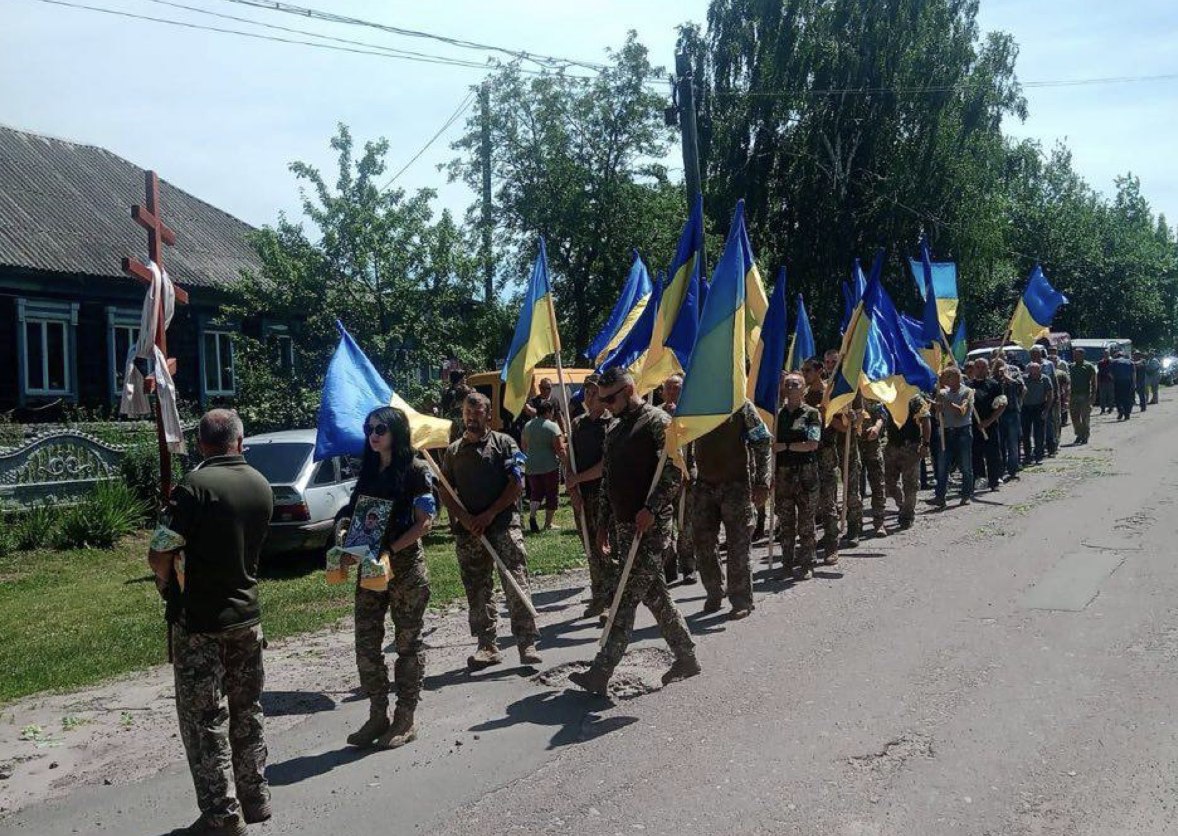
[17,299,77,401]
[274,333,294,375]
[107,308,142,398]
[202,330,235,395]
[311,458,337,486]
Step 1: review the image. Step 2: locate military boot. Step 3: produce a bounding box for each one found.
[873,519,888,538]
[467,642,502,670]
[776,548,795,581]
[702,592,724,614]
[241,799,271,825]
[752,507,767,542]
[840,520,860,549]
[377,705,417,749]
[179,813,247,836]
[518,643,543,665]
[569,665,611,696]
[346,702,390,748]
[660,655,702,686]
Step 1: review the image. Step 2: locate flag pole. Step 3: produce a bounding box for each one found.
[423,450,539,619]
[765,389,782,568]
[599,451,669,649]
[545,295,595,562]
[840,406,854,535]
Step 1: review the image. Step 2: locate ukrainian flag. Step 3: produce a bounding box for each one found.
[825,258,937,426]
[586,250,653,366]
[501,237,560,418]
[786,293,815,372]
[951,316,968,366]
[666,201,752,458]
[738,219,769,358]
[909,236,959,335]
[749,266,788,426]
[1008,264,1067,349]
[598,270,663,376]
[314,321,451,460]
[636,194,704,394]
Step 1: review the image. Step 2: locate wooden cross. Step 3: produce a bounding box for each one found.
[121,170,188,502]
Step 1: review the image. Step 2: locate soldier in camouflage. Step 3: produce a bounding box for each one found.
[569,367,700,696]
[857,398,889,537]
[832,401,864,547]
[341,405,437,750]
[659,374,697,585]
[440,392,541,670]
[692,399,772,619]
[148,410,273,836]
[773,372,822,579]
[884,394,931,530]
[803,359,841,564]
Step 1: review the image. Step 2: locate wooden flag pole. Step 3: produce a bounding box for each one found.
[840,406,854,534]
[599,451,669,649]
[545,298,594,563]
[423,450,538,619]
[765,390,782,568]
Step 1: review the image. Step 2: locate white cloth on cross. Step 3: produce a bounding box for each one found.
[119,260,186,453]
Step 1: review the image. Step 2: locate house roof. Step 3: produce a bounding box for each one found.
[0,124,262,290]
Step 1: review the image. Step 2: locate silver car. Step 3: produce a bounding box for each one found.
[241,429,358,555]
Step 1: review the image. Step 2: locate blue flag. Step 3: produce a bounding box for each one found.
[750,266,789,425]
[788,294,816,372]
[586,250,653,365]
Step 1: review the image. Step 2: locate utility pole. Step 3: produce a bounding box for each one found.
[673,52,703,204]
[479,81,494,304]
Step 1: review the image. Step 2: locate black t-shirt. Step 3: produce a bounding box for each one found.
[164,455,273,633]
[571,413,613,490]
[343,457,434,549]
[969,377,1003,420]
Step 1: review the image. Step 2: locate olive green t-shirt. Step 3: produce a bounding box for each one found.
[441,430,523,534]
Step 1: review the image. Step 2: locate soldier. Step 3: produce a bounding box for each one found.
[1068,347,1097,445]
[659,374,697,585]
[803,358,841,564]
[773,372,822,579]
[569,367,700,696]
[563,374,615,618]
[440,392,542,669]
[692,399,772,619]
[831,399,863,548]
[340,406,436,751]
[857,398,889,538]
[148,410,273,836]
[883,393,931,530]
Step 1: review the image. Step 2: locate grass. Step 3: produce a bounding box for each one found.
[0,503,585,706]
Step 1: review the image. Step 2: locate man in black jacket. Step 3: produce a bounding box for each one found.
[148,409,273,836]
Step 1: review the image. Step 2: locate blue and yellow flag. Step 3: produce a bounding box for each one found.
[786,293,816,372]
[825,258,937,426]
[587,250,653,366]
[598,270,663,376]
[314,321,451,460]
[738,218,769,358]
[636,194,704,393]
[1009,264,1067,349]
[501,237,560,419]
[909,236,959,335]
[749,266,788,425]
[666,201,752,458]
[951,316,968,365]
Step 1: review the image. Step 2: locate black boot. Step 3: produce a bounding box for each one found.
[346,702,390,748]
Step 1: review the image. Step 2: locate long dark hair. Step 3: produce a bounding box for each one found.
[358,405,413,486]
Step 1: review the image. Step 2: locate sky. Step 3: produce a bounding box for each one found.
[2,0,1176,236]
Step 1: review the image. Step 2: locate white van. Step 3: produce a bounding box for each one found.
[1066,338,1131,361]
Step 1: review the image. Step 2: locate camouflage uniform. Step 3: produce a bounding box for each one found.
[835,409,863,536]
[857,401,888,529]
[571,411,616,609]
[692,401,772,610]
[660,404,695,577]
[884,395,930,528]
[355,545,431,713]
[774,401,822,570]
[172,623,267,827]
[805,385,840,554]
[455,526,537,647]
[592,402,695,677]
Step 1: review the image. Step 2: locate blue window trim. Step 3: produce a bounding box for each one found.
[197,314,240,403]
[16,298,79,405]
[105,306,142,400]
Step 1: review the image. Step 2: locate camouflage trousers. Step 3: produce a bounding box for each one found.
[172,622,267,827]
[816,444,841,553]
[593,518,695,677]
[883,442,922,525]
[456,525,538,646]
[774,461,818,568]
[575,484,615,608]
[693,479,754,609]
[857,435,887,526]
[836,431,863,532]
[355,545,431,712]
[664,482,697,574]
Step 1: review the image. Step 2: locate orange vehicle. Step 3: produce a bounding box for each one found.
[465,367,596,432]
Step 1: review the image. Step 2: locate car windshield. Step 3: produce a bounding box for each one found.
[242,442,311,485]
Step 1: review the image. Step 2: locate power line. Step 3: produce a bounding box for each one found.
[709,72,1178,98]
[381,90,477,191]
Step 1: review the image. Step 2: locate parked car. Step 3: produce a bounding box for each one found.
[966,344,1030,368]
[241,429,357,555]
[1161,355,1178,385]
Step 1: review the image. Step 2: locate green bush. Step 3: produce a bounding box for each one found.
[54,482,148,550]
[12,502,61,551]
[0,519,14,558]
[120,444,187,509]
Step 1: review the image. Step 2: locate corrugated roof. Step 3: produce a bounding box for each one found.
[0,124,262,290]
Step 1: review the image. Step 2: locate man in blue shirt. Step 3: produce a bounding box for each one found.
[1109,350,1137,420]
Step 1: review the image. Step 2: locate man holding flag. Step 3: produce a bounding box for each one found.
[773,372,822,578]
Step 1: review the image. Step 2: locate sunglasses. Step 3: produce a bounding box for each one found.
[598,388,625,405]
[364,423,389,437]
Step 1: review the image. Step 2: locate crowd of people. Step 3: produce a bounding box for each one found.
[147,340,1161,836]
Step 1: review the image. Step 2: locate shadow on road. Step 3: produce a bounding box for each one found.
[468,689,638,749]
[261,690,337,717]
[266,744,369,787]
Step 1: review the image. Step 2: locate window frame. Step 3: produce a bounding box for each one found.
[200,326,237,399]
[16,299,78,404]
[106,307,142,400]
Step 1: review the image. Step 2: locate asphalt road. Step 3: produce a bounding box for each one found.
[7,399,1178,836]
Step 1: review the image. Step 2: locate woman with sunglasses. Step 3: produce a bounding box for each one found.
[338,406,435,750]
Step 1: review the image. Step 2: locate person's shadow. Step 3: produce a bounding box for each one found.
[469,689,637,749]
[266,745,369,787]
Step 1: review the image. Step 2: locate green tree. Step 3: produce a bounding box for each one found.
[449,34,685,354]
